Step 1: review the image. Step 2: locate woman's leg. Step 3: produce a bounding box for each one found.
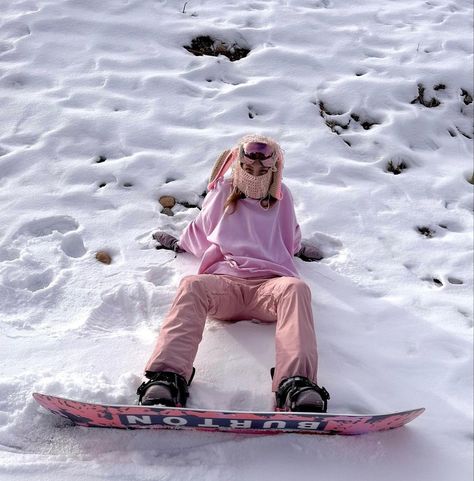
[144,274,242,381]
[250,277,318,391]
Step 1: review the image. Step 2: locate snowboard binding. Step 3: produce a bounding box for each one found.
[271,368,330,413]
[137,368,195,407]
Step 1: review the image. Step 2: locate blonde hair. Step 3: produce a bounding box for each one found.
[223,187,277,214]
[223,186,245,214]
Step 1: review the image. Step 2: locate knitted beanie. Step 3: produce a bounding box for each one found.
[207,134,284,200]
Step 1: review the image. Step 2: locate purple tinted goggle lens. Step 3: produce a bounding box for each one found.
[242,142,275,167]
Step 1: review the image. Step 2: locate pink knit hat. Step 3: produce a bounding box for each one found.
[207,134,284,200]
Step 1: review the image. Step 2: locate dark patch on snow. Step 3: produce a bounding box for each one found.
[184,36,250,62]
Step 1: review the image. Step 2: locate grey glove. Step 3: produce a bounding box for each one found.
[295,243,323,262]
[153,231,185,253]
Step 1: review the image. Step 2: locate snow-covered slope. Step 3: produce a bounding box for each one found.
[0,0,472,480]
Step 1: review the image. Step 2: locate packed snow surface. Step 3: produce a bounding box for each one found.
[0,0,472,480]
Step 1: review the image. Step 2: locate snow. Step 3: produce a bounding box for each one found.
[0,0,472,479]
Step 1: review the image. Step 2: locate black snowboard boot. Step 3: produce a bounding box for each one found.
[137,370,195,407]
[275,375,330,413]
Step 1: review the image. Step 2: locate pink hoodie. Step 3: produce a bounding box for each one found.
[178,178,302,278]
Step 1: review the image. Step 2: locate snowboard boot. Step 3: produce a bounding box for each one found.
[274,373,330,413]
[137,369,195,407]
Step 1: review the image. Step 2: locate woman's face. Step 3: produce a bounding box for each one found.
[240,161,270,177]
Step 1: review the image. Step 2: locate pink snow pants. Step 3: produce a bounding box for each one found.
[144,274,318,391]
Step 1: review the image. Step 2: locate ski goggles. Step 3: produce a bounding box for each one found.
[241,142,276,167]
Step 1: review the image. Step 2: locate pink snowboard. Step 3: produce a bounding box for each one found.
[33,393,424,435]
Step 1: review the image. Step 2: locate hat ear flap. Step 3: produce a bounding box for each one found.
[269,160,283,200]
[269,148,284,200]
[208,148,237,191]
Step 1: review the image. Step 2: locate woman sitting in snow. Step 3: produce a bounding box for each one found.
[137,134,330,412]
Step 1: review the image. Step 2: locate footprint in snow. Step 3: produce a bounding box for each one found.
[13,215,79,239]
[0,215,85,322]
[1,265,55,293]
[9,214,86,260]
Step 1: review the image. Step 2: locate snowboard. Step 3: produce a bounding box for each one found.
[33,392,424,435]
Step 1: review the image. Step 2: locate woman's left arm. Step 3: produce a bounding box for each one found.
[295,242,323,262]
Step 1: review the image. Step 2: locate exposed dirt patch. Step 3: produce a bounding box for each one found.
[386,160,408,175]
[411,83,441,108]
[184,36,250,62]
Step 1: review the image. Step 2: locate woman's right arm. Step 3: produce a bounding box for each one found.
[178,179,228,258]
